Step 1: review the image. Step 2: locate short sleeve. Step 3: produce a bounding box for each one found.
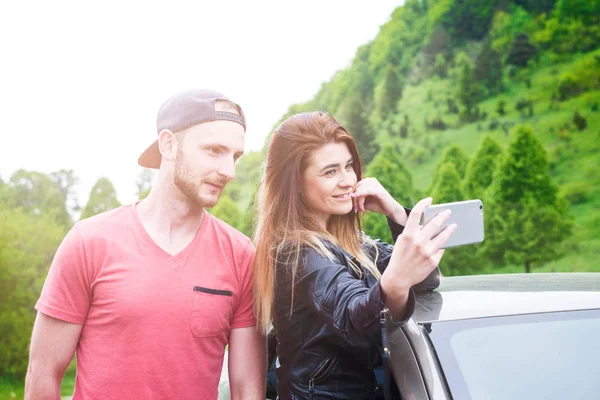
[231,240,257,329]
[35,224,92,325]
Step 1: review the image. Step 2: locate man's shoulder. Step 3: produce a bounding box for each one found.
[205,212,253,250]
[75,204,132,238]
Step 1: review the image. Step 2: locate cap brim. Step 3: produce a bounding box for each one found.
[138,140,161,169]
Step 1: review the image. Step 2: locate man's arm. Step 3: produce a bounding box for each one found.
[228,326,266,400]
[25,312,83,400]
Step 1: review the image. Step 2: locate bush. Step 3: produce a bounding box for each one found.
[460,107,483,123]
[556,56,600,101]
[558,74,582,100]
[515,97,529,112]
[0,210,66,379]
[496,99,506,116]
[501,120,516,136]
[584,164,600,183]
[560,181,592,205]
[489,118,500,130]
[516,97,534,117]
[534,15,600,54]
[573,111,587,131]
[399,125,408,138]
[426,115,448,131]
[507,32,537,67]
[447,98,459,114]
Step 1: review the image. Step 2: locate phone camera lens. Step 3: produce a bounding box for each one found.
[479,205,483,210]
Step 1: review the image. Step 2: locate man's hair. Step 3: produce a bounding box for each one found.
[215,99,242,115]
[175,99,241,142]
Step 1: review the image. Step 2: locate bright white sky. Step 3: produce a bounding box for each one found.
[1,0,402,207]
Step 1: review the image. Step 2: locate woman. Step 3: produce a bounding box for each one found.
[253,112,455,399]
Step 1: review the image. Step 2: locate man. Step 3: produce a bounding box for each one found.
[25,89,266,399]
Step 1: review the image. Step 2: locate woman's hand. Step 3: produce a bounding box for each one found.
[350,178,407,225]
[380,197,456,319]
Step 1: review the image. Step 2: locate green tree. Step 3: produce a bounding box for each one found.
[0,209,65,378]
[503,194,571,273]
[474,38,504,94]
[440,0,499,41]
[507,32,537,67]
[422,26,451,69]
[496,99,507,116]
[430,163,478,275]
[49,169,80,216]
[489,6,539,53]
[362,146,413,243]
[0,175,6,205]
[573,111,587,131]
[494,126,558,205]
[337,94,379,165]
[463,135,504,199]
[348,58,375,101]
[209,195,244,232]
[239,185,259,238]
[0,169,72,228]
[431,163,464,203]
[555,0,600,25]
[136,168,156,200]
[514,0,556,14]
[429,145,469,193]
[231,151,265,208]
[457,62,484,117]
[483,125,572,272]
[377,64,403,119]
[80,177,121,219]
[433,54,448,78]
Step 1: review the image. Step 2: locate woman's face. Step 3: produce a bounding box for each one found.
[300,142,357,228]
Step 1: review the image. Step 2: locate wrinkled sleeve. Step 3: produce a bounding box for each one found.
[294,248,415,349]
[231,239,257,329]
[35,224,92,324]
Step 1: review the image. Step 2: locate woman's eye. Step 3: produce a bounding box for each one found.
[208,148,220,155]
[325,169,336,177]
[346,163,354,171]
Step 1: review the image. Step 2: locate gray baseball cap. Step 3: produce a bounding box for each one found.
[138,89,246,169]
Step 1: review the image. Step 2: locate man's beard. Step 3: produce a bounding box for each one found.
[174,154,223,208]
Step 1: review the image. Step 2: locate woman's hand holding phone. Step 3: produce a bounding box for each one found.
[380,197,456,319]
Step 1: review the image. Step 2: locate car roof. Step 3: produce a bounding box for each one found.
[413,273,600,323]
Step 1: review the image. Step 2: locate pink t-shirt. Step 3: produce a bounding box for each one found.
[35,203,256,400]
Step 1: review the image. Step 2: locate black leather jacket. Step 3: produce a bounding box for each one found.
[272,213,440,400]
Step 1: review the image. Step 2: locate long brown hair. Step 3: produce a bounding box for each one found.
[253,111,379,334]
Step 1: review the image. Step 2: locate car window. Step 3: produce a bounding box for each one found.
[428,309,600,400]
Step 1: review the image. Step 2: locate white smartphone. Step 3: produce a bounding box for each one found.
[422,199,484,249]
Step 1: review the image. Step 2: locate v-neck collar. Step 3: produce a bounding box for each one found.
[130,201,209,265]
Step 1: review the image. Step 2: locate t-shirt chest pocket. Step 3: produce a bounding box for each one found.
[190,286,233,338]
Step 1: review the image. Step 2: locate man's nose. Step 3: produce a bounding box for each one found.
[217,158,236,181]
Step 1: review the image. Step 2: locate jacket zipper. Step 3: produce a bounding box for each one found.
[308,354,336,395]
[380,307,391,362]
[193,286,233,296]
[380,307,393,400]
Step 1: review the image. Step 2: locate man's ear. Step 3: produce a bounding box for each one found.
[157,129,177,162]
